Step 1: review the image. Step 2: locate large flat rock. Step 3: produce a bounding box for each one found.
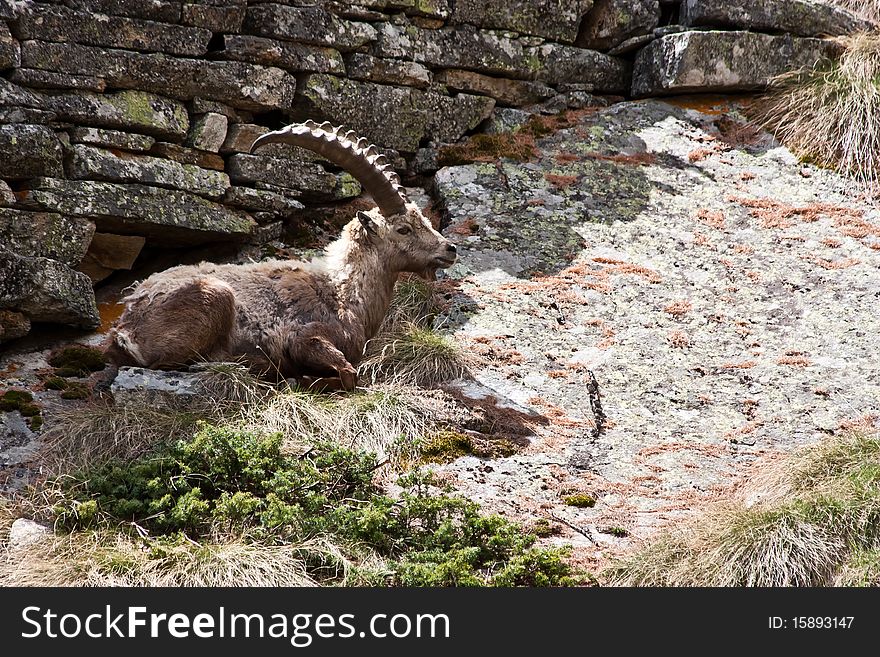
[432,98,880,548]
[47,90,189,141]
[681,0,873,37]
[20,41,297,112]
[64,0,182,22]
[13,4,213,56]
[0,209,95,266]
[20,178,255,245]
[0,247,99,328]
[298,74,495,152]
[243,3,377,50]
[67,145,231,201]
[449,0,594,43]
[221,35,345,75]
[632,31,841,97]
[373,21,630,91]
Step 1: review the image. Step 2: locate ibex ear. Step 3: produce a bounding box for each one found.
[357,211,377,235]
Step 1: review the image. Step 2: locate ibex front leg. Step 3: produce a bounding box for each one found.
[288,335,358,392]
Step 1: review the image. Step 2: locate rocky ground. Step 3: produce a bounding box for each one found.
[3,96,880,572]
[431,97,880,567]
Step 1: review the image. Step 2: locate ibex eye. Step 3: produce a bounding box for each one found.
[396,226,412,235]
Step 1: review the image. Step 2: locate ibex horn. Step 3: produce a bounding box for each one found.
[251,120,408,217]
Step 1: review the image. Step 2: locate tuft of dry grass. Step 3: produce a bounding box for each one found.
[605,432,880,586]
[360,324,472,388]
[37,402,206,473]
[751,32,880,192]
[0,529,351,587]
[358,277,471,388]
[834,547,880,586]
[241,384,448,470]
[824,0,880,22]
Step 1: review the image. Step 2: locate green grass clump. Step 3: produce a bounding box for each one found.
[531,518,561,538]
[601,526,629,538]
[563,494,596,508]
[750,33,880,192]
[605,432,880,587]
[43,423,584,587]
[360,324,470,387]
[48,345,107,377]
[834,547,880,586]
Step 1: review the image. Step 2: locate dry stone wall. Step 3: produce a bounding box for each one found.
[0,0,872,342]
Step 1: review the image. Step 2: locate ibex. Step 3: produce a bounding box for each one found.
[104,121,458,391]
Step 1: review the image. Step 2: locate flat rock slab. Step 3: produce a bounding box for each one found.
[48,89,189,141]
[299,74,495,152]
[110,367,206,410]
[20,178,255,245]
[450,0,594,43]
[0,209,95,266]
[0,123,63,180]
[432,99,880,555]
[632,31,841,97]
[243,4,377,50]
[13,4,213,56]
[21,41,297,112]
[681,0,873,37]
[0,247,99,328]
[373,20,630,92]
[67,144,231,201]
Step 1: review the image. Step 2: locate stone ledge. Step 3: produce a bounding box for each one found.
[632,30,841,97]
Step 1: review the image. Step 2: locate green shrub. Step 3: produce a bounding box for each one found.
[52,423,584,586]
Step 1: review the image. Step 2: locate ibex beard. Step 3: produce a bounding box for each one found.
[104,121,458,392]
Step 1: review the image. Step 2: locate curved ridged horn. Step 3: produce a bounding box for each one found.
[251,120,408,217]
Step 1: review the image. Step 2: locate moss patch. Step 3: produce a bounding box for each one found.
[600,526,629,538]
[1,390,40,417]
[563,494,596,508]
[44,376,69,391]
[1,389,42,430]
[531,518,562,538]
[48,345,107,377]
[421,430,476,462]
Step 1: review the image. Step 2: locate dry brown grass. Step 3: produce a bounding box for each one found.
[824,0,880,22]
[0,529,346,587]
[37,401,206,473]
[751,32,880,192]
[241,384,450,470]
[605,432,880,586]
[359,277,472,388]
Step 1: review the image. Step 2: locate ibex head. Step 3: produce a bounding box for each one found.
[251,121,457,279]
